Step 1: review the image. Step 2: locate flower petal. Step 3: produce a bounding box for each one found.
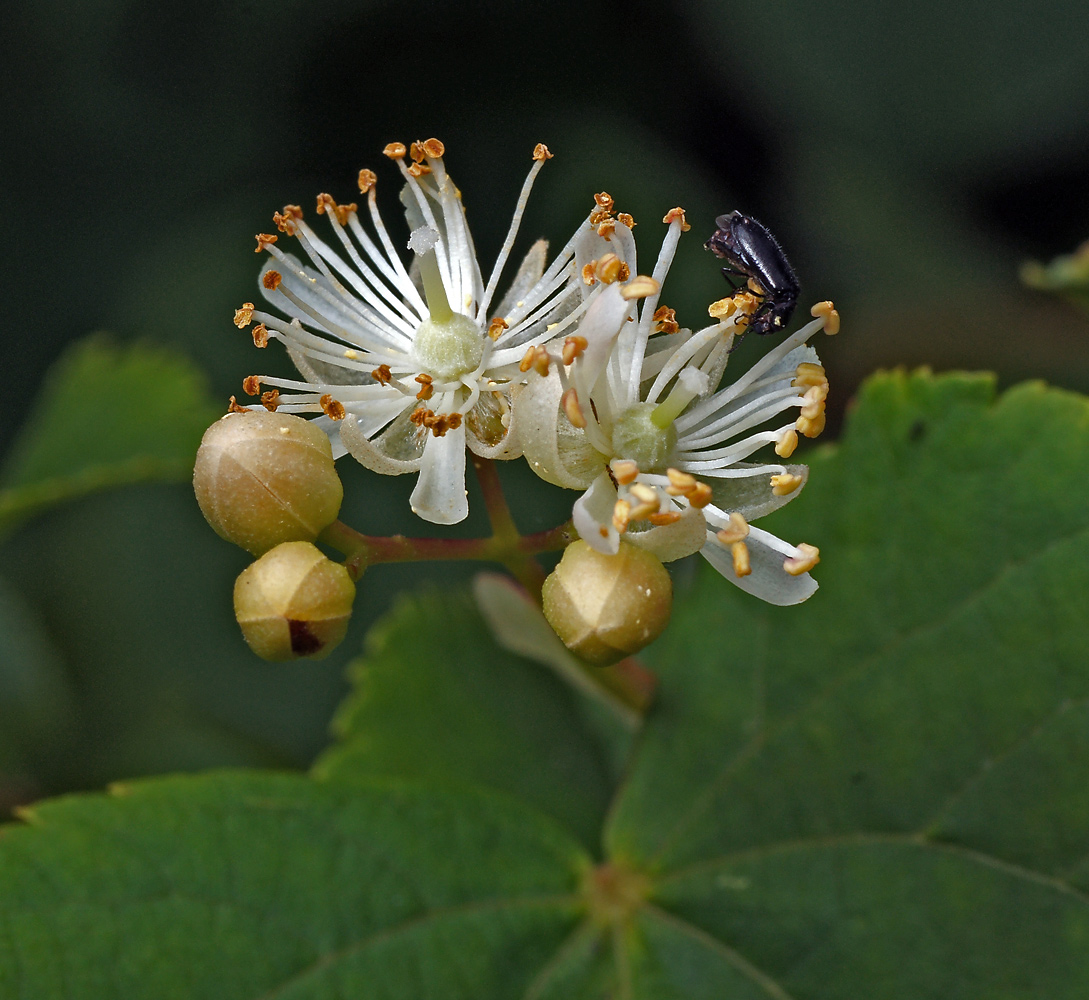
[700,526,818,605]
[626,504,708,563]
[514,370,603,489]
[410,422,469,524]
[572,470,620,554]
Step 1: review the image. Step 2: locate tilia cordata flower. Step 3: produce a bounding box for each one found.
[230,139,598,525]
[517,195,840,605]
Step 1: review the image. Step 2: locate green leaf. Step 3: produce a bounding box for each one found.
[315,586,629,850]
[0,335,221,535]
[0,771,588,999]
[597,370,1089,995]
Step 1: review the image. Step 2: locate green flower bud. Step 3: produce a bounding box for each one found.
[542,539,672,667]
[194,411,343,555]
[233,541,355,661]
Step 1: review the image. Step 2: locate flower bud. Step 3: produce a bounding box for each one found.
[194,412,343,555]
[233,541,355,660]
[542,539,672,666]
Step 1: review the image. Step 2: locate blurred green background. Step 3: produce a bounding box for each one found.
[3,0,1089,810]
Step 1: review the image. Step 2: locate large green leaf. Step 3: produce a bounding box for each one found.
[0,772,588,999]
[3,370,1089,997]
[0,336,221,535]
[595,370,1089,995]
[315,587,629,851]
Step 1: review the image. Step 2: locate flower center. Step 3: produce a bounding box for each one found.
[413,312,485,381]
[611,401,677,470]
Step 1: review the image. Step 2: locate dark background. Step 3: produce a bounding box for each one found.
[3,0,1089,805]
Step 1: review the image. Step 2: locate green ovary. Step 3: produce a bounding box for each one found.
[611,402,677,470]
[413,313,485,381]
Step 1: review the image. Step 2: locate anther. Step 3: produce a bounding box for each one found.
[532,143,553,161]
[582,262,598,286]
[612,498,632,533]
[383,142,407,159]
[418,138,445,158]
[561,335,588,365]
[716,512,750,545]
[707,297,737,320]
[617,212,635,229]
[262,270,282,291]
[487,317,509,341]
[320,394,346,421]
[611,460,639,485]
[653,306,679,334]
[688,482,713,508]
[227,396,248,414]
[562,388,586,428]
[371,364,393,384]
[357,169,377,193]
[771,473,803,496]
[783,543,820,576]
[594,192,615,213]
[666,468,697,495]
[731,541,752,577]
[796,412,827,438]
[774,428,799,458]
[621,275,661,300]
[648,511,681,526]
[594,253,623,284]
[260,390,281,411]
[793,362,827,388]
[811,300,840,335]
[662,207,691,232]
[407,162,431,177]
[255,233,278,253]
[233,302,255,328]
[242,375,262,396]
[596,220,616,239]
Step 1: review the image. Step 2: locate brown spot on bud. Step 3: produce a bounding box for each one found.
[320,394,346,421]
[262,270,282,291]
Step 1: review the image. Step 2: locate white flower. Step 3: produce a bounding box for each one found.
[230,139,596,525]
[518,199,839,605]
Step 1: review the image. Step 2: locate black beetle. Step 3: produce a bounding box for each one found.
[704,210,799,335]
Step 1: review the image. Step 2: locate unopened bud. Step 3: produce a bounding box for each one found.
[194,412,343,555]
[542,540,672,666]
[233,541,355,661]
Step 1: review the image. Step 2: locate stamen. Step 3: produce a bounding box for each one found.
[594,254,624,284]
[810,300,840,334]
[648,511,681,526]
[688,482,712,508]
[653,306,679,333]
[562,336,588,365]
[234,302,255,328]
[783,543,820,576]
[227,396,249,413]
[716,512,750,544]
[255,233,278,253]
[487,317,509,341]
[617,213,636,229]
[665,468,697,495]
[263,270,282,291]
[260,390,280,411]
[612,498,631,533]
[611,459,639,485]
[661,207,691,232]
[731,541,752,577]
[532,143,553,161]
[383,142,407,159]
[372,365,393,384]
[320,394,346,420]
[774,428,799,457]
[562,388,587,428]
[771,473,803,496]
[594,192,615,213]
[357,169,377,193]
[708,297,737,320]
[621,275,661,300]
[242,375,262,396]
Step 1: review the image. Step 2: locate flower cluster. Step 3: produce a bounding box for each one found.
[227,139,838,605]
